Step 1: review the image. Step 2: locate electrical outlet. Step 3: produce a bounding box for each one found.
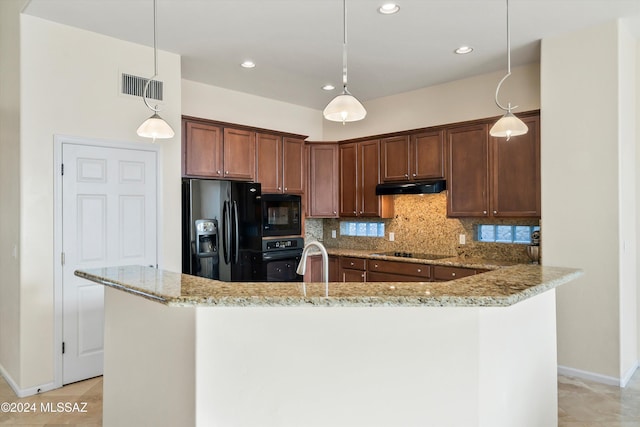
[459,234,466,245]
[389,232,395,242]
[331,230,337,239]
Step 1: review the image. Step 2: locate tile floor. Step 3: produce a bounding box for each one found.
[0,370,638,426]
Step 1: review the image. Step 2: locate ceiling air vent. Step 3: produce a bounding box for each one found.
[121,73,163,101]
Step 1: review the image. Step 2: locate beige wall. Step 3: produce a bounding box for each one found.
[322,63,540,141]
[16,15,182,390]
[181,79,323,140]
[0,0,28,387]
[541,20,638,382]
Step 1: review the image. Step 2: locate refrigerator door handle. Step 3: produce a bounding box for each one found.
[232,200,240,264]
[222,200,230,264]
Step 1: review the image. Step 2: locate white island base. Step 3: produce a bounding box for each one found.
[103,287,558,427]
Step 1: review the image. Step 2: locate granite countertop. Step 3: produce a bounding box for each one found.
[75,263,581,308]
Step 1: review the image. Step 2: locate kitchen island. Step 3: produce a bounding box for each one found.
[76,264,581,427]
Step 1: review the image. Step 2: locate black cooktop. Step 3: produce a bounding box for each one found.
[374,251,452,260]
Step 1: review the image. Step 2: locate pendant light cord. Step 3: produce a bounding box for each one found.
[143,0,160,113]
[342,0,349,94]
[494,0,516,112]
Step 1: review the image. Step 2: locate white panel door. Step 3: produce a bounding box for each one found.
[62,144,157,384]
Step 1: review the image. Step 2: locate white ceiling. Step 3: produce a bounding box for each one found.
[23,0,640,110]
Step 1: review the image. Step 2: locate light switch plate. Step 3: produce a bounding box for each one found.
[331,230,337,239]
[389,232,395,242]
[459,234,466,245]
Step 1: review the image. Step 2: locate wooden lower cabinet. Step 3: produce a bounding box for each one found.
[432,265,481,282]
[303,255,340,283]
[367,259,431,282]
[339,257,366,282]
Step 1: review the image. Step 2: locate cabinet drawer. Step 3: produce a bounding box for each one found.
[432,266,477,281]
[339,257,366,271]
[367,259,431,279]
[367,271,429,283]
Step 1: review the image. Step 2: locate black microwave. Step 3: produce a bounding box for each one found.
[261,194,302,237]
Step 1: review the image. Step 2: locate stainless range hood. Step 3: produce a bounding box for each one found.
[375,180,446,195]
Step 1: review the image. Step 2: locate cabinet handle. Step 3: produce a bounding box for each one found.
[217,170,221,175]
[284,187,288,191]
[374,264,378,268]
[493,210,497,214]
[404,174,409,179]
[417,268,421,273]
[333,211,337,215]
[350,262,354,266]
[452,272,456,277]
[353,210,357,214]
[278,186,281,190]
[225,170,229,175]
[483,210,487,215]
[412,173,417,177]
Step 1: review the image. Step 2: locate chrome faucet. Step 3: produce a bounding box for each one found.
[296,241,329,297]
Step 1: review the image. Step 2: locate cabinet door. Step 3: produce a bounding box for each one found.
[341,268,366,282]
[432,265,478,281]
[447,125,489,217]
[381,136,410,182]
[304,255,323,282]
[359,140,382,217]
[412,130,445,180]
[223,128,256,181]
[282,137,305,194]
[307,143,339,218]
[256,133,282,193]
[183,121,223,177]
[339,143,358,217]
[491,115,540,217]
[328,256,339,283]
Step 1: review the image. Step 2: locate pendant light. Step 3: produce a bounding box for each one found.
[137,0,175,141]
[489,0,528,141]
[323,0,367,124]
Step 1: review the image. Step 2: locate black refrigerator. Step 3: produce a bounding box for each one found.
[182,179,262,281]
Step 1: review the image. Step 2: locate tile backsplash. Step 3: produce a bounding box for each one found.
[315,192,539,263]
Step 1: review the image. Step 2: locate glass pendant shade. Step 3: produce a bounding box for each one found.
[489,111,528,140]
[136,113,175,140]
[323,91,367,123]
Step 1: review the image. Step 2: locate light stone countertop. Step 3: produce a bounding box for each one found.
[75,262,581,308]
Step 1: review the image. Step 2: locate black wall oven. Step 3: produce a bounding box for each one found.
[250,237,304,282]
[261,194,302,237]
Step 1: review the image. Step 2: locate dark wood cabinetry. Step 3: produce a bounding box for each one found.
[183,121,224,178]
[257,135,305,194]
[446,113,540,218]
[490,115,540,217]
[381,131,445,182]
[182,118,256,181]
[432,265,481,282]
[367,259,431,282]
[304,254,340,283]
[339,257,366,282]
[306,142,339,218]
[339,140,393,218]
[446,124,490,217]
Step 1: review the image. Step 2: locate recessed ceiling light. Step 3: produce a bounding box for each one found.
[454,46,474,55]
[322,84,335,91]
[240,60,256,68]
[378,3,400,15]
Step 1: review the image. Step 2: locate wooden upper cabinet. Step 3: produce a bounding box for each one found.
[256,133,282,193]
[359,140,384,217]
[446,124,490,217]
[257,135,304,194]
[223,128,256,181]
[339,140,393,218]
[491,115,541,217]
[282,137,305,194]
[381,136,411,181]
[307,142,339,218]
[412,130,445,180]
[339,142,358,217]
[381,131,445,182]
[183,121,223,178]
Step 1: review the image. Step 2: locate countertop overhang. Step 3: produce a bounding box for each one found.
[75,260,582,308]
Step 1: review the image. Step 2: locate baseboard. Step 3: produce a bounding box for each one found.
[558,362,639,388]
[0,363,58,398]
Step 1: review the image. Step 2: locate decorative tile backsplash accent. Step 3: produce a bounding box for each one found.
[316,192,539,263]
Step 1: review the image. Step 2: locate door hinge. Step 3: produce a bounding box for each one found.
[62,342,65,354]
[61,163,64,176]
[61,252,65,266]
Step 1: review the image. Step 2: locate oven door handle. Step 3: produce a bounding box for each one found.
[262,251,302,261]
